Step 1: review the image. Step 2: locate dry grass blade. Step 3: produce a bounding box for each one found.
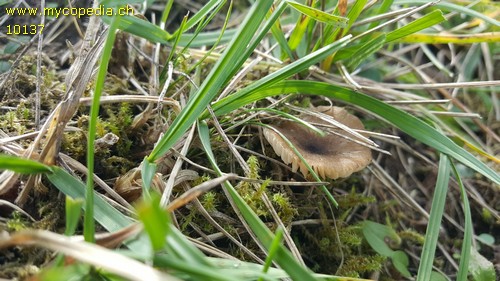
[377,80,500,89]
[167,173,238,212]
[351,1,439,41]
[38,26,106,166]
[0,230,178,281]
[58,153,134,211]
[0,199,35,221]
[287,104,376,147]
[34,0,45,129]
[0,131,44,145]
[78,95,181,113]
[378,49,500,143]
[161,125,197,207]
[386,99,450,105]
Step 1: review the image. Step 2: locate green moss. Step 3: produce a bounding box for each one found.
[337,255,386,278]
[481,207,493,223]
[338,225,363,247]
[0,264,39,280]
[247,155,260,180]
[101,156,134,177]
[201,191,219,212]
[180,175,221,235]
[0,108,28,135]
[239,181,269,217]
[180,209,196,232]
[336,188,376,209]
[95,117,108,138]
[61,131,87,161]
[6,212,28,232]
[34,198,63,232]
[60,100,143,178]
[272,192,297,224]
[235,156,298,222]
[193,175,212,186]
[291,178,391,277]
[237,156,270,217]
[399,229,425,245]
[105,103,133,135]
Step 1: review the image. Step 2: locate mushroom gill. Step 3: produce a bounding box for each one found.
[263,106,372,179]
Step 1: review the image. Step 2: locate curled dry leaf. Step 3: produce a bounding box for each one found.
[113,168,166,202]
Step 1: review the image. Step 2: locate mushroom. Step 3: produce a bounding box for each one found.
[263,106,372,179]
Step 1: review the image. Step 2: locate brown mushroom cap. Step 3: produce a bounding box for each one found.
[263,106,372,179]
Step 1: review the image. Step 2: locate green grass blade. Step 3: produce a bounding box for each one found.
[206,35,352,118]
[367,0,394,30]
[146,1,274,163]
[393,32,500,44]
[46,167,151,254]
[0,154,53,174]
[207,257,368,280]
[321,0,368,69]
[136,194,170,251]
[52,196,85,265]
[136,193,212,266]
[345,33,386,69]
[269,3,294,60]
[395,0,500,27]
[49,167,212,265]
[469,248,497,280]
[185,1,233,74]
[342,0,369,35]
[64,196,83,236]
[258,227,284,281]
[211,80,500,185]
[197,120,318,281]
[172,0,227,63]
[230,3,287,84]
[85,14,120,243]
[46,167,134,232]
[386,10,446,42]
[286,0,348,27]
[160,13,189,81]
[102,15,172,43]
[178,29,236,47]
[318,0,367,52]
[141,158,157,200]
[451,162,472,281]
[287,8,311,52]
[152,255,245,281]
[165,14,188,69]
[159,0,174,23]
[51,196,84,266]
[165,226,213,267]
[172,0,225,37]
[416,154,450,281]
